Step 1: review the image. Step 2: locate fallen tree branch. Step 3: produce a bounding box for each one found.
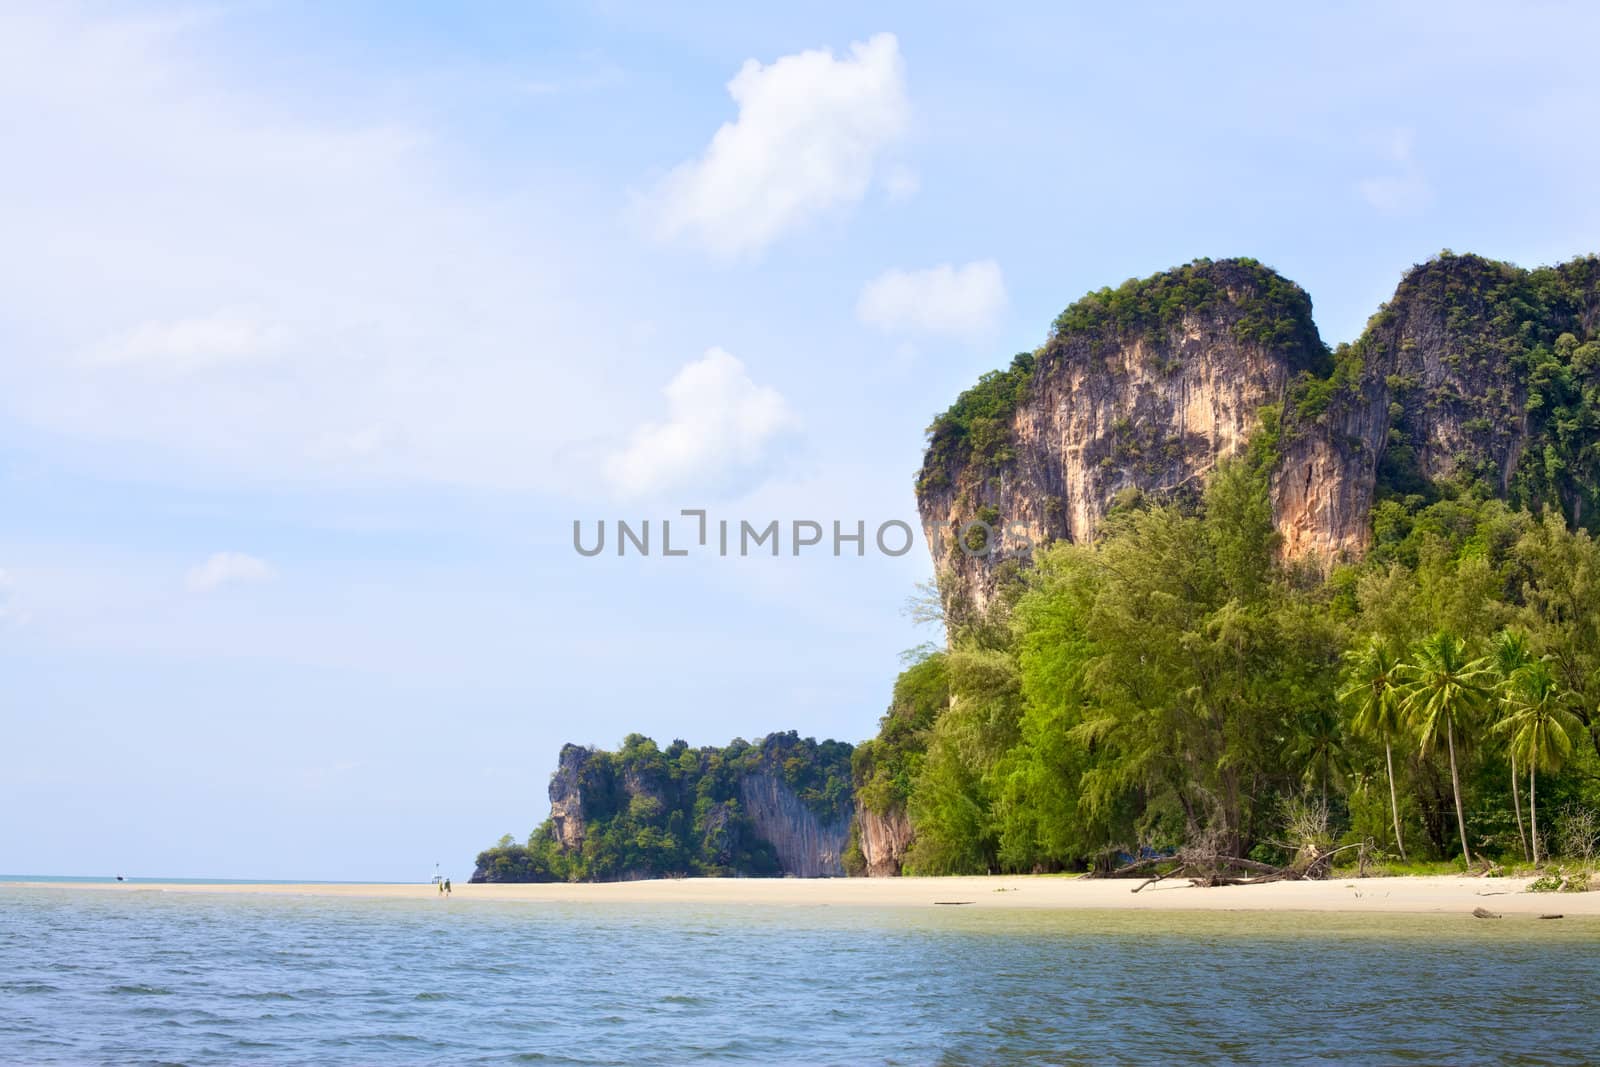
[1126,841,1372,892]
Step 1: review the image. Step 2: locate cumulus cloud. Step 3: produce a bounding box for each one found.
[606,348,797,497]
[1358,129,1431,216]
[647,32,909,258]
[857,260,1007,338]
[185,552,275,592]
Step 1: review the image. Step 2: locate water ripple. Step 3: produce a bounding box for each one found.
[1,888,1597,1064]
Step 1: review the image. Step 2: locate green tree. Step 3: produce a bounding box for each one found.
[1489,630,1534,859]
[1398,631,1493,864]
[1339,636,1408,859]
[1496,660,1583,865]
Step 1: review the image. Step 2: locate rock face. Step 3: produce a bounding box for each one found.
[920,253,1600,615]
[738,772,850,877]
[855,805,913,877]
[547,743,593,852]
[917,259,1327,621]
[1275,253,1599,557]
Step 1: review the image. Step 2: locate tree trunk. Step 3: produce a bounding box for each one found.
[1447,721,1471,866]
[1529,765,1539,867]
[1384,740,1406,861]
[1510,750,1528,861]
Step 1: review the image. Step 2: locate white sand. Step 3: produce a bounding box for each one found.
[20,874,1599,916]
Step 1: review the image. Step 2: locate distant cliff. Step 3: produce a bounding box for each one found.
[919,252,1600,620]
[471,732,852,882]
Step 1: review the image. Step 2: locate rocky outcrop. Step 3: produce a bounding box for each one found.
[1275,253,1599,557]
[917,259,1327,620]
[547,743,595,852]
[920,252,1600,613]
[738,773,850,877]
[499,733,855,880]
[855,805,913,877]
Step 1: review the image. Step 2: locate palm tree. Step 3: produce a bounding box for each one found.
[1339,636,1407,860]
[1398,631,1493,866]
[1291,705,1344,810]
[1489,630,1533,860]
[1496,660,1583,865]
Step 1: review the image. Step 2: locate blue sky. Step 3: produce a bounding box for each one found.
[4,1,1600,880]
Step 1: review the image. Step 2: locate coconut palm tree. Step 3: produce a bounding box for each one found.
[1398,631,1493,866]
[1291,705,1345,810]
[1339,636,1407,860]
[1489,630,1533,860]
[1496,660,1583,866]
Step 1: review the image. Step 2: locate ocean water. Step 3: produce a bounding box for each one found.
[2,887,1597,1065]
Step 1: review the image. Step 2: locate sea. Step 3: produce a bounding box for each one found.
[2,879,1597,1065]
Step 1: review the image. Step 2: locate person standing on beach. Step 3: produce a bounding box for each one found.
[444,878,452,896]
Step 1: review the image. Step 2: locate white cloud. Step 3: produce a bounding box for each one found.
[857,260,1007,338]
[89,312,284,373]
[185,552,275,593]
[1357,129,1431,216]
[646,32,909,258]
[606,348,797,497]
[0,7,627,494]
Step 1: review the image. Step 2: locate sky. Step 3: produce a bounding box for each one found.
[4,1,1600,881]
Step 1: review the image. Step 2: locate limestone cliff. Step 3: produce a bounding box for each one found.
[854,805,913,877]
[738,772,850,877]
[920,253,1600,616]
[1275,253,1600,556]
[917,258,1327,621]
[472,732,854,882]
[547,743,594,853]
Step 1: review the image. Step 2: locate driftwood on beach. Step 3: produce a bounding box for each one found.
[1102,841,1371,892]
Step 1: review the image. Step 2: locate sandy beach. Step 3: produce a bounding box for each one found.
[18,874,1598,916]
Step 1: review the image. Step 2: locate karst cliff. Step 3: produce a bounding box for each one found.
[918,252,1600,622]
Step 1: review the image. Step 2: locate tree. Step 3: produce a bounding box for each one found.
[1399,631,1493,864]
[1339,636,1408,859]
[1496,660,1583,865]
[1489,630,1534,860]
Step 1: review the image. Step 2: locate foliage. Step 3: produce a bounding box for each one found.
[1050,258,1325,364]
[473,732,852,882]
[852,651,949,816]
[877,473,1600,873]
[918,352,1036,492]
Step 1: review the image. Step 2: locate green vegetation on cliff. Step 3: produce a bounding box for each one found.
[1285,250,1600,522]
[918,352,1035,492]
[473,732,852,882]
[850,650,949,817]
[1051,257,1325,359]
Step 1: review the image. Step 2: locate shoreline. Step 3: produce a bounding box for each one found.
[10,873,1599,916]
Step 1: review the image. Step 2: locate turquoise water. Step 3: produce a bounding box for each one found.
[2,887,1597,1065]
